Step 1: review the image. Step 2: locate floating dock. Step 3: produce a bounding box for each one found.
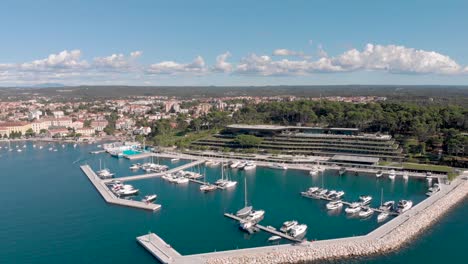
[224,213,303,243]
[80,165,161,211]
[137,233,182,264]
[106,160,205,182]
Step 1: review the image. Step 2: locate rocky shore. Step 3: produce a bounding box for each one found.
[204,178,468,264]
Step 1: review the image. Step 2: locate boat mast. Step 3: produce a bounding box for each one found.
[244,177,248,207]
[380,188,383,206]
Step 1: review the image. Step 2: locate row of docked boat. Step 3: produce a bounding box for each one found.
[228,160,257,170]
[301,186,345,200]
[161,173,190,184]
[106,180,140,196]
[130,162,169,173]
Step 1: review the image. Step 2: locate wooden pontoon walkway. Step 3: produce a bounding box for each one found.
[224,213,303,243]
[80,165,161,211]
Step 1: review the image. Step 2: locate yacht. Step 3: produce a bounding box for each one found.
[39,146,43,149]
[245,210,265,223]
[142,194,157,203]
[200,184,217,192]
[243,162,257,171]
[426,176,433,184]
[129,164,140,170]
[288,224,307,238]
[115,185,139,196]
[236,161,247,169]
[402,171,409,180]
[339,167,346,175]
[17,149,22,152]
[220,180,237,189]
[325,190,337,199]
[170,158,180,163]
[174,177,189,184]
[377,211,390,222]
[236,178,253,218]
[359,195,373,205]
[396,200,413,213]
[388,169,396,180]
[376,170,383,178]
[332,191,345,199]
[98,169,114,179]
[345,202,362,214]
[230,160,241,169]
[239,220,255,232]
[309,166,319,175]
[268,236,282,242]
[326,200,343,210]
[205,159,220,167]
[379,201,395,211]
[268,163,288,170]
[426,184,440,196]
[358,206,374,218]
[280,220,298,233]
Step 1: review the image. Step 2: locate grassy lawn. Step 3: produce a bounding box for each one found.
[402,162,453,173]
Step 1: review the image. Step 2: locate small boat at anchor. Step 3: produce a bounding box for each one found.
[142,194,157,203]
[268,235,282,242]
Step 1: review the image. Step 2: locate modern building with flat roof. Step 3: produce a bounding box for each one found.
[192,124,403,161]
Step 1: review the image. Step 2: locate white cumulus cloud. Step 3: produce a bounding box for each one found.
[272,49,305,57]
[20,50,88,72]
[213,52,232,73]
[147,56,206,75]
[93,51,142,70]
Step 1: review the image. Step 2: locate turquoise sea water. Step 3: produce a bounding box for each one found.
[0,142,465,264]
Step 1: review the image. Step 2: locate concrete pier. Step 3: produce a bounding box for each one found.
[80,165,161,211]
[137,233,182,264]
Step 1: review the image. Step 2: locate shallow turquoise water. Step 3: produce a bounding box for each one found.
[0,141,465,264]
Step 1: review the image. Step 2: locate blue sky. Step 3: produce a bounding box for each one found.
[0,0,467,86]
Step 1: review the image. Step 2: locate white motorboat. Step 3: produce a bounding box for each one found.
[358,206,374,218]
[359,195,373,205]
[98,169,114,178]
[239,220,255,231]
[325,190,337,199]
[309,166,319,175]
[280,220,298,233]
[376,170,383,178]
[245,210,265,223]
[243,162,256,171]
[17,149,22,152]
[205,159,220,167]
[230,161,241,169]
[388,169,396,180]
[268,235,282,242]
[171,158,180,163]
[397,200,413,213]
[268,163,288,170]
[338,167,346,175]
[318,189,328,196]
[377,211,389,222]
[426,183,440,196]
[379,201,395,211]
[326,200,343,210]
[403,171,409,180]
[345,202,361,214]
[174,177,189,184]
[142,194,157,203]
[333,191,345,199]
[221,180,237,189]
[200,184,217,192]
[129,164,140,170]
[236,161,247,169]
[288,224,307,238]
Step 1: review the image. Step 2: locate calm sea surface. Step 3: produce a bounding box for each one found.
[0,142,465,264]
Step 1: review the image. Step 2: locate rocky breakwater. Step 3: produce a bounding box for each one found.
[204,178,468,264]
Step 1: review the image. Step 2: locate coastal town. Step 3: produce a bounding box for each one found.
[0,95,385,141]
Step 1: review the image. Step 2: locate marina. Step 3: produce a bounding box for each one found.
[1,141,466,264]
